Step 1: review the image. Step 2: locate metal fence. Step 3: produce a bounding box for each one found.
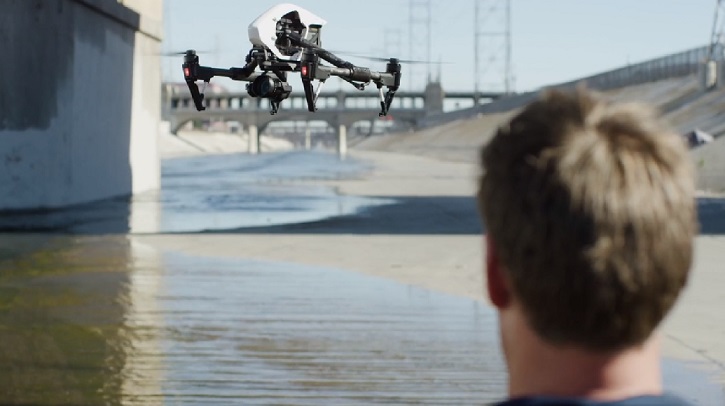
[418,44,717,130]
[550,45,713,91]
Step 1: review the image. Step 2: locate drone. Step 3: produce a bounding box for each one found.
[181,3,401,116]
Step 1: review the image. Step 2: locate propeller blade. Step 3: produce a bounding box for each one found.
[157,50,212,57]
[327,50,449,65]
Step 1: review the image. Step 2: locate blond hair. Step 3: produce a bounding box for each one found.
[477,89,696,351]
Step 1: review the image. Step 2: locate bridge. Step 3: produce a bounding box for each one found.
[164,82,504,155]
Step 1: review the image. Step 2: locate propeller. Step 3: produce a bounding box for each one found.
[157,49,213,57]
[328,50,449,65]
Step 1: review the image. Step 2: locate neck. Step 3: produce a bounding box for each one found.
[504,310,663,401]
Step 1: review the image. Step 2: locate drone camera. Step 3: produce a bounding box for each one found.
[247,74,292,101]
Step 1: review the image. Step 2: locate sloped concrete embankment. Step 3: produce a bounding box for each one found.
[357,76,725,191]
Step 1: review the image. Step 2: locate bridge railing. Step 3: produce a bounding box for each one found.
[167,92,429,112]
[550,45,711,91]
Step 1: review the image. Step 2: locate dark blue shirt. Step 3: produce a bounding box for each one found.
[495,394,694,406]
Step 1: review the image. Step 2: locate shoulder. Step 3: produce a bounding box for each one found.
[493,394,694,406]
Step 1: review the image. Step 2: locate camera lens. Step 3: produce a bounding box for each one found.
[247,74,291,102]
[248,75,277,98]
[259,77,273,96]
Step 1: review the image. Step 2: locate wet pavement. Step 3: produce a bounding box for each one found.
[0,151,724,404]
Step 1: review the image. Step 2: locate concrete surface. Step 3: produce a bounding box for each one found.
[0,0,162,209]
[692,135,725,192]
[358,76,725,191]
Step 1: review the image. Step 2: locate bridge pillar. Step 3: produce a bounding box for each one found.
[424,82,445,114]
[305,122,312,150]
[338,124,347,158]
[248,124,259,155]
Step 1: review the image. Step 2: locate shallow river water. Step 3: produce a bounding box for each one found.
[0,151,723,404]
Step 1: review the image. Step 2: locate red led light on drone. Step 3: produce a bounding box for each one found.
[183,67,190,77]
[301,66,308,77]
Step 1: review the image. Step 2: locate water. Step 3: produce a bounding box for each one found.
[158,151,393,233]
[151,252,506,405]
[0,236,507,405]
[0,236,722,404]
[0,151,394,234]
[0,151,723,404]
[0,151,723,236]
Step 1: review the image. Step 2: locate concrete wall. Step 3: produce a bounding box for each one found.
[0,0,161,210]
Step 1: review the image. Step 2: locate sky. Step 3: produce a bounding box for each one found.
[162,1,717,93]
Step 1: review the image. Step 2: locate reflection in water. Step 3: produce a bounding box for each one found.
[0,236,507,404]
[0,235,131,404]
[121,240,166,402]
[0,236,722,404]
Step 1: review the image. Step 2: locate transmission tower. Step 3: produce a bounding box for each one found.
[709,0,725,61]
[474,0,512,96]
[409,0,432,90]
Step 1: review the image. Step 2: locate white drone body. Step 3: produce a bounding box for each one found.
[248,3,327,60]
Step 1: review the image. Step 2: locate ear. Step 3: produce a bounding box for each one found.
[486,235,511,309]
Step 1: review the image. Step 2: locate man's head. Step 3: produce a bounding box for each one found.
[477,89,696,352]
